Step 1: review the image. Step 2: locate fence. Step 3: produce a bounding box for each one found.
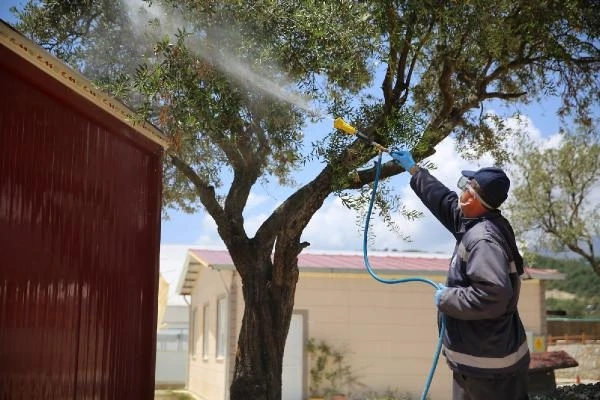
[547,333,600,345]
[547,318,600,344]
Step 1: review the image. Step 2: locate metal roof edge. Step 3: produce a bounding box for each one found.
[298,266,445,277]
[300,249,454,259]
[187,250,214,267]
[180,248,567,282]
[0,19,169,149]
[176,253,201,296]
[177,251,235,295]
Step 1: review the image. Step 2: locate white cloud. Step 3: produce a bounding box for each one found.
[246,192,271,210]
[539,133,563,150]
[503,113,544,140]
[301,197,365,250]
[508,113,563,150]
[194,214,224,246]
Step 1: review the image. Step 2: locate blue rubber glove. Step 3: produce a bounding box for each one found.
[434,284,446,307]
[390,150,415,171]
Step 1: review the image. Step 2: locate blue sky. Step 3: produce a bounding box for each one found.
[0,2,19,24]
[0,2,572,256]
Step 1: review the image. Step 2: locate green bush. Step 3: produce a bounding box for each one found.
[307,338,364,397]
[546,297,600,318]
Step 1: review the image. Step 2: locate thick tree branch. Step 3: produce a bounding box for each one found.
[254,164,333,249]
[212,132,245,169]
[169,153,231,234]
[438,59,455,117]
[483,55,542,86]
[481,91,527,100]
[391,10,417,105]
[225,169,259,223]
[399,22,434,106]
[224,124,264,219]
[565,242,597,272]
[381,4,398,105]
[255,131,387,248]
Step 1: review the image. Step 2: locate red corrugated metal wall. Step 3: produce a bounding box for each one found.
[0,45,162,399]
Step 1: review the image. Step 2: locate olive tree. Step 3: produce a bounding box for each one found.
[507,125,600,275]
[12,1,600,398]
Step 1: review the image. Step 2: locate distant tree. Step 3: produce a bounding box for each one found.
[507,125,600,276]
[11,1,600,399]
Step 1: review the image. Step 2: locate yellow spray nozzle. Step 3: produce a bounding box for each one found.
[333,116,389,153]
[334,117,357,135]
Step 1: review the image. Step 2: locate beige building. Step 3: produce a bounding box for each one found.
[177,249,562,400]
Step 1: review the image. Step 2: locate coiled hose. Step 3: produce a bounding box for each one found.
[361,152,446,400]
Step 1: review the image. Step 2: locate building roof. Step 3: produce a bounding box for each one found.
[177,248,565,295]
[0,19,168,149]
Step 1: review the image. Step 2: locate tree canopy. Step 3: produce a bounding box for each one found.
[11,1,600,398]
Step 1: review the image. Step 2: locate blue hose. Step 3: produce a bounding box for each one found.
[362,153,446,400]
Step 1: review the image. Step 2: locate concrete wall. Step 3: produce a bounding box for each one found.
[295,272,451,399]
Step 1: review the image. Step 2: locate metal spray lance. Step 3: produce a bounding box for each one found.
[333,117,389,153]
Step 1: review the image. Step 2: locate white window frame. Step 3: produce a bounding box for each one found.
[216,296,227,359]
[202,303,209,359]
[191,307,198,357]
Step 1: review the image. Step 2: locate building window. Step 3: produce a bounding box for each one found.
[191,307,198,356]
[216,296,227,358]
[202,303,209,359]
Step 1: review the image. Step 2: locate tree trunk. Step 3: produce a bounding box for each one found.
[228,167,329,399]
[229,247,299,400]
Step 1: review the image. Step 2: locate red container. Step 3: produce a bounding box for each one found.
[0,21,165,399]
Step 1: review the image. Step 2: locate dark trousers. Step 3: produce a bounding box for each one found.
[452,371,529,400]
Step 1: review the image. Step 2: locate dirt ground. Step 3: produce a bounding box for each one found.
[548,343,600,382]
[154,390,196,400]
[153,346,600,398]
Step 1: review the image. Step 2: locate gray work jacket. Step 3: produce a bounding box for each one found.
[410,168,530,377]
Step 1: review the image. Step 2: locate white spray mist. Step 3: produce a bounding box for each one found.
[122,0,324,118]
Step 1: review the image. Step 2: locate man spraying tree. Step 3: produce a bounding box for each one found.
[391,150,530,400]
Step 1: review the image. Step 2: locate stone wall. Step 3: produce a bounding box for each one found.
[549,344,600,381]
